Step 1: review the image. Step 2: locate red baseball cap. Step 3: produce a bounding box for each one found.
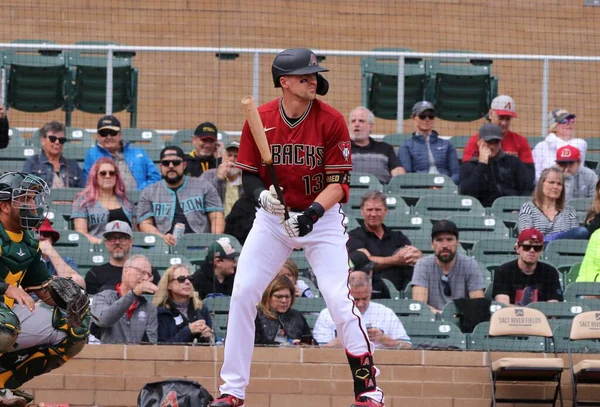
[517,228,543,245]
[556,145,581,163]
[37,218,60,243]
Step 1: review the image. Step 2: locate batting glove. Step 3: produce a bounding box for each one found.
[283,203,325,238]
[259,185,285,216]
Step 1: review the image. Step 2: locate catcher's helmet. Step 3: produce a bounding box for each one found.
[0,172,50,229]
[272,48,329,95]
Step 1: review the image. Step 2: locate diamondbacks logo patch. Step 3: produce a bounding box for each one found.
[338,141,351,162]
[309,53,318,66]
[160,391,179,407]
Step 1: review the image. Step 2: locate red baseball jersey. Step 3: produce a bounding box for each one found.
[463,130,534,163]
[236,98,352,210]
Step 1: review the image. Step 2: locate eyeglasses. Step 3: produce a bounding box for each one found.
[45,135,67,144]
[98,170,116,177]
[418,113,435,120]
[127,265,151,276]
[105,234,131,243]
[273,294,292,300]
[98,130,119,138]
[441,275,452,297]
[171,275,193,283]
[559,118,575,125]
[520,244,543,252]
[161,159,183,167]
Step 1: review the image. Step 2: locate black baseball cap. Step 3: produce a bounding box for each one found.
[160,145,185,160]
[431,220,459,239]
[194,122,218,140]
[97,115,121,132]
[349,251,375,272]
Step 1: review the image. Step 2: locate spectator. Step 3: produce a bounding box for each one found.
[398,101,460,184]
[23,121,84,188]
[347,190,422,291]
[459,123,533,207]
[583,180,600,236]
[313,271,411,349]
[493,228,563,306]
[533,109,587,185]
[517,167,579,239]
[154,264,213,344]
[36,218,85,288]
[349,251,390,299]
[138,146,224,246]
[277,259,314,298]
[577,229,600,283]
[192,237,238,299]
[411,220,485,313]
[348,106,405,184]
[200,140,242,216]
[185,122,222,177]
[82,115,160,192]
[85,220,160,295]
[223,192,257,245]
[555,145,597,201]
[91,254,158,344]
[0,105,8,149]
[462,95,534,181]
[72,157,133,245]
[254,275,313,346]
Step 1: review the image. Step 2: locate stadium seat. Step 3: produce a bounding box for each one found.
[292,297,327,315]
[49,187,83,204]
[448,135,471,151]
[52,231,95,252]
[361,48,430,120]
[489,196,531,231]
[8,128,29,146]
[568,197,592,223]
[446,215,510,249]
[43,205,71,231]
[414,194,486,221]
[486,307,563,407]
[202,296,231,314]
[66,41,138,127]
[212,314,228,340]
[149,254,193,275]
[567,311,600,407]
[563,282,600,303]
[382,133,411,151]
[61,142,89,162]
[289,250,311,275]
[544,239,588,273]
[385,173,458,206]
[0,160,26,175]
[440,300,505,330]
[384,214,434,239]
[380,278,401,300]
[372,299,436,321]
[172,233,241,266]
[527,301,589,330]
[1,144,37,161]
[401,319,467,349]
[426,51,497,122]
[565,263,582,286]
[131,232,170,255]
[60,247,106,276]
[342,193,410,219]
[349,172,383,192]
[470,238,517,269]
[120,128,164,148]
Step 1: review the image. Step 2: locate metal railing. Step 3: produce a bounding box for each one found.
[2,42,600,135]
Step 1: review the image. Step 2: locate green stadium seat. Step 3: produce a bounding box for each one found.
[292,297,327,314]
[470,238,517,270]
[401,319,467,349]
[171,233,241,266]
[489,196,531,231]
[469,318,549,352]
[447,215,510,249]
[380,278,401,300]
[527,301,589,330]
[567,197,592,223]
[361,48,430,120]
[384,214,434,239]
[212,313,228,340]
[304,313,319,330]
[60,247,106,276]
[8,128,29,146]
[544,239,588,273]
[349,172,383,192]
[61,142,89,162]
[148,254,193,275]
[426,51,497,122]
[549,323,572,353]
[52,231,95,252]
[289,250,311,275]
[202,296,231,314]
[414,194,486,221]
[385,173,458,206]
[120,128,164,148]
[372,299,436,321]
[49,187,83,204]
[130,232,170,255]
[563,282,600,304]
[32,127,94,148]
[43,205,71,231]
[448,135,471,151]
[1,145,37,161]
[382,133,411,151]
[0,160,26,175]
[527,136,544,149]
[565,263,582,286]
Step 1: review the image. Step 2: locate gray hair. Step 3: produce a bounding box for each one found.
[349,106,375,125]
[39,121,66,139]
[349,271,372,289]
[123,254,151,270]
[360,190,388,210]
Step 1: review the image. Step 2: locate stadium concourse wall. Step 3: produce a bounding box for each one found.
[2,0,600,138]
[21,345,600,407]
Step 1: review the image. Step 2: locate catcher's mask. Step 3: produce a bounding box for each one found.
[0,172,50,229]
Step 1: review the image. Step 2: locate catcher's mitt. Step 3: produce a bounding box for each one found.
[28,277,89,327]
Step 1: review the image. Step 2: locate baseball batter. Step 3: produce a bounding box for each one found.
[211,48,384,407]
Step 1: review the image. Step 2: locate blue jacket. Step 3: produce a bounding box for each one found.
[156,300,212,344]
[82,142,161,190]
[23,151,84,188]
[398,131,460,185]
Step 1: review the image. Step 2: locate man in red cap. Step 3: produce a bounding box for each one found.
[492,228,563,306]
[555,145,597,201]
[37,219,86,289]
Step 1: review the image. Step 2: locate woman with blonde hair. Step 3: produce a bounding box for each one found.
[254,275,313,345]
[154,264,213,344]
[518,167,579,242]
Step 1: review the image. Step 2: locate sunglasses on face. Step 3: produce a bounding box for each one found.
[105,235,131,243]
[45,135,67,144]
[559,118,575,125]
[161,159,183,167]
[171,275,193,283]
[441,275,452,297]
[520,244,543,252]
[98,170,116,177]
[418,114,435,120]
[98,130,119,138]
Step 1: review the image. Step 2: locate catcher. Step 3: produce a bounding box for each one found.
[0,172,90,406]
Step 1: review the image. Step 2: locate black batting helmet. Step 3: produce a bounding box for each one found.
[272,48,329,95]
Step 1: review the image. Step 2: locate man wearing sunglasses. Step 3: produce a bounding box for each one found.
[138,146,224,246]
[460,123,533,207]
[410,220,485,314]
[82,115,160,192]
[23,121,84,188]
[555,145,597,201]
[493,228,563,306]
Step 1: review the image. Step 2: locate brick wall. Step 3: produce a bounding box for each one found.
[22,345,600,407]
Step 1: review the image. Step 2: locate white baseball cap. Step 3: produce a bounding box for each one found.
[103,220,133,237]
[490,95,518,118]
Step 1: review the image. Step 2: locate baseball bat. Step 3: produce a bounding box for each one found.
[241,96,290,220]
